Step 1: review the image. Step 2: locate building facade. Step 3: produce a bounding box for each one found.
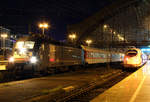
[0,26,13,50]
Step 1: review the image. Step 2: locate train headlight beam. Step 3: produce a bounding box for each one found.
[9,57,14,62]
[30,56,37,64]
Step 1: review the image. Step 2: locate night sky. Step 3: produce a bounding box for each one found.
[0,0,114,40]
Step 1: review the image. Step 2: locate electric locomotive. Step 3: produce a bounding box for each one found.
[7,35,84,73]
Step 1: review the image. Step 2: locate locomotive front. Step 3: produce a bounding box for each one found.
[7,38,38,70]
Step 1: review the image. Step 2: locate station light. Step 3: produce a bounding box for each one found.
[1,34,8,38]
[69,33,76,42]
[86,40,92,46]
[113,32,116,35]
[103,24,108,29]
[39,22,49,35]
[39,23,48,28]
[141,48,150,52]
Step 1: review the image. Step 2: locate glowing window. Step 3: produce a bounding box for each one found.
[16,41,35,49]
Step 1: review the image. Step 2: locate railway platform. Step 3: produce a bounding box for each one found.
[0,67,119,102]
[91,61,150,102]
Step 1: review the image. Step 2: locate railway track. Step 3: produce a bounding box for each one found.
[0,62,123,83]
[24,69,132,102]
[0,63,134,102]
[56,71,130,102]
[69,71,131,102]
[0,70,35,82]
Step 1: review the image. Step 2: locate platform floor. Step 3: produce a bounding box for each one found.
[91,61,150,102]
[0,67,118,102]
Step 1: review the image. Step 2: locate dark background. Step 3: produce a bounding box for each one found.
[0,0,114,40]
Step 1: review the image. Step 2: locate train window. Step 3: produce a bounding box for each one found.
[24,41,35,49]
[16,41,24,49]
[126,50,137,57]
[15,41,35,49]
[127,53,137,57]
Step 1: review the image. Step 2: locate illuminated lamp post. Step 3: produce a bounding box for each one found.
[69,33,76,43]
[39,23,49,35]
[103,24,108,29]
[86,40,92,46]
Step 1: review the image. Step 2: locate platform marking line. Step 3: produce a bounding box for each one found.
[129,75,146,102]
[63,86,75,92]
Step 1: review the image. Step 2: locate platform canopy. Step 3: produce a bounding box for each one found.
[67,0,150,48]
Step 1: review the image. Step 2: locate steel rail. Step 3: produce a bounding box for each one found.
[52,70,124,102]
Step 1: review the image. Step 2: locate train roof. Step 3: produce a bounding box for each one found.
[81,45,107,52]
[16,34,81,48]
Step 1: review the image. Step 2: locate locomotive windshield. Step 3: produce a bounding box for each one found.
[15,41,35,49]
[14,41,35,56]
[126,50,137,57]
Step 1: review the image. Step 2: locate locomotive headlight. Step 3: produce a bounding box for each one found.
[9,57,14,62]
[30,56,37,64]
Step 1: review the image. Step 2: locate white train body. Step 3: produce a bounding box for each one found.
[123,48,147,68]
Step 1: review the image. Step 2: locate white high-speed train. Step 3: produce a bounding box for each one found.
[123,48,147,68]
